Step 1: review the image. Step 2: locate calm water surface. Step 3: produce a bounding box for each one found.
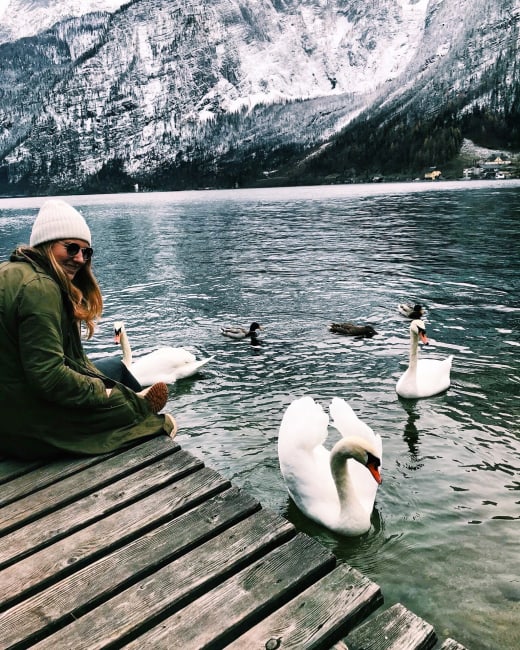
[1,181,519,649]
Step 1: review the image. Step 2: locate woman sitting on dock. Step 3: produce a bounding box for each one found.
[0,199,176,460]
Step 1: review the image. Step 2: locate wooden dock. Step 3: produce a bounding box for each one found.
[0,435,467,649]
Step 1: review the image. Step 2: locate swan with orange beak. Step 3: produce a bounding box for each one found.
[396,319,452,398]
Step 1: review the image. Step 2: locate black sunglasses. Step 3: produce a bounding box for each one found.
[58,241,94,261]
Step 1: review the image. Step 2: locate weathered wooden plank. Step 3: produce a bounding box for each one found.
[0,436,177,534]
[0,459,45,485]
[0,454,118,507]
[345,602,437,650]
[0,449,205,568]
[0,468,235,609]
[121,535,337,650]
[226,563,383,649]
[0,487,263,648]
[440,639,468,650]
[30,511,301,649]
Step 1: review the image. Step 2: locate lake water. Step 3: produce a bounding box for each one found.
[1,180,519,649]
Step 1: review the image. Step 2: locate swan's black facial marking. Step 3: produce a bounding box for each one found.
[114,326,123,345]
[366,451,380,469]
[366,451,382,484]
[418,326,429,345]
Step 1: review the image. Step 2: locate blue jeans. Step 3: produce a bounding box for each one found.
[94,357,142,391]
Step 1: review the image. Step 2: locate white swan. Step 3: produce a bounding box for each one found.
[113,321,214,387]
[278,396,382,536]
[396,319,453,398]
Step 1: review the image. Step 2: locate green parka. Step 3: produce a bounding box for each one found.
[0,250,169,460]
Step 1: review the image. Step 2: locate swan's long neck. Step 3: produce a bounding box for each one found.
[329,440,361,512]
[408,330,419,374]
[119,329,133,366]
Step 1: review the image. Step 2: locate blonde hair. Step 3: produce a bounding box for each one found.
[19,243,103,339]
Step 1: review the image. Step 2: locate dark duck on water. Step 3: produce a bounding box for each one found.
[329,322,378,338]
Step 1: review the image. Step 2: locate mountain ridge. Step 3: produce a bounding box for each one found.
[0,0,518,195]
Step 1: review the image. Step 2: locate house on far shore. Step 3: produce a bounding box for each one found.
[482,156,511,170]
[463,166,481,178]
[464,155,515,179]
[424,169,442,180]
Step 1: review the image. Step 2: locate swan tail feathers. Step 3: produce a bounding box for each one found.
[173,356,215,379]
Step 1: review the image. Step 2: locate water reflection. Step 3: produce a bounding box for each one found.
[402,408,421,459]
[283,497,386,571]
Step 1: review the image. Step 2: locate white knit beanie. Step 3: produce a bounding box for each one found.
[30,199,91,247]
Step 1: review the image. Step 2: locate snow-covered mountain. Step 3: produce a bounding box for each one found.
[0,0,518,194]
[0,0,127,43]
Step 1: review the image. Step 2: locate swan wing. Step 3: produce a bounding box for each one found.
[398,356,453,398]
[129,347,202,386]
[329,398,382,458]
[279,396,330,454]
[278,397,338,520]
[133,347,196,367]
[172,355,215,380]
[396,368,413,397]
[415,356,453,396]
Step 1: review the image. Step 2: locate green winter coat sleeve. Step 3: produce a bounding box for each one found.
[17,274,108,407]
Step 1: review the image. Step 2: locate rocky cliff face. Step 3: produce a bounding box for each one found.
[0,0,518,193]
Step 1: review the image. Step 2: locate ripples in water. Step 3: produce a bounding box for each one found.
[1,181,519,650]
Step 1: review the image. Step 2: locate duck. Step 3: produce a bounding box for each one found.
[396,319,453,398]
[398,303,424,319]
[329,322,377,337]
[113,321,214,386]
[220,321,263,340]
[278,396,382,536]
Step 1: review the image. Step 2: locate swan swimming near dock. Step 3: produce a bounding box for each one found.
[278,396,382,536]
[114,321,214,386]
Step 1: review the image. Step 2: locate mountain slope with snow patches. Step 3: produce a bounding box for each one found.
[0,0,518,192]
